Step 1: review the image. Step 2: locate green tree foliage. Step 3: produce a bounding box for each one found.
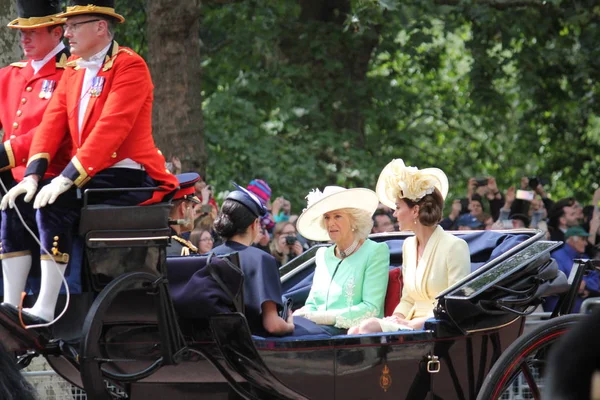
[130,1,600,211]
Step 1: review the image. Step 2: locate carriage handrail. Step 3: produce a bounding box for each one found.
[82,186,169,207]
[436,229,547,299]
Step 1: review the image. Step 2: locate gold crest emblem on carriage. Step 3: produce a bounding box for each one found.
[380,363,392,392]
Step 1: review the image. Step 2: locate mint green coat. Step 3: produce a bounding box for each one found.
[300,239,390,329]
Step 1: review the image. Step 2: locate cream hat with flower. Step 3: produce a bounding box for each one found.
[296,186,379,241]
[376,159,448,209]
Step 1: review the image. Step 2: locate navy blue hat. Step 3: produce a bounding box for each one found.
[173,173,201,204]
[226,182,267,218]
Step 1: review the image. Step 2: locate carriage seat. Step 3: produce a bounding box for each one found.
[78,203,172,248]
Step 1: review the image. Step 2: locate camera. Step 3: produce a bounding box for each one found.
[475,178,488,187]
[285,236,298,245]
[528,177,548,190]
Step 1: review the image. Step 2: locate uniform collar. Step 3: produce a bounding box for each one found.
[76,41,112,69]
[30,41,65,75]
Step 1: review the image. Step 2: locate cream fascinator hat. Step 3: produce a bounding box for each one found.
[376,159,449,209]
[296,186,379,241]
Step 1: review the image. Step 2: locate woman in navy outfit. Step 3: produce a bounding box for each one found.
[212,184,294,336]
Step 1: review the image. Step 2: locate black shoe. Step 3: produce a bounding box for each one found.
[0,303,52,346]
[0,303,49,326]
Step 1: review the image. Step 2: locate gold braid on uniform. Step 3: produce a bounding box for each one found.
[171,235,198,256]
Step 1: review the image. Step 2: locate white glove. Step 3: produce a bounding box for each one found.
[0,176,38,210]
[33,175,74,209]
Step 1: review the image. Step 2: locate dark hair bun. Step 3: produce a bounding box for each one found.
[214,199,257,239]
[418,188,444,226]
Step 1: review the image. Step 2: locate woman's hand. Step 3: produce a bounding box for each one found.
[290,240,303,256]
[383,315,405,324]
[277,235,291,254]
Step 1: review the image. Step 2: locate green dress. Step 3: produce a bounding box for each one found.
[299,239,390,329]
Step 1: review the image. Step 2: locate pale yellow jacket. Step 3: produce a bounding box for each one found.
[394,226,470,320]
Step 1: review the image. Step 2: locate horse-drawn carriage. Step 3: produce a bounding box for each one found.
[0,197,593,399]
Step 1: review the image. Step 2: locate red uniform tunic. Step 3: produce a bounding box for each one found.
[0,50,72,182]
[25,41,177,204]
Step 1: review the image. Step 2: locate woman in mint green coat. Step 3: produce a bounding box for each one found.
[293,186,390,334]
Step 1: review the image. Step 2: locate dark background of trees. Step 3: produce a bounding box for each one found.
[2,0,599,212]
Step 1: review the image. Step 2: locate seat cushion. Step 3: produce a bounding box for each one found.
[384,267,403,317]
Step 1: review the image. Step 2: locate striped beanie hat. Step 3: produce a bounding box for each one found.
[247,179,271,205]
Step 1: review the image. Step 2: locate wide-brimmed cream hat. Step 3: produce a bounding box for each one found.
[296,186,379,241]
[376,159,448,209]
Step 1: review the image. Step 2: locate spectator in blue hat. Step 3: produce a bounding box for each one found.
[543,226,600,313]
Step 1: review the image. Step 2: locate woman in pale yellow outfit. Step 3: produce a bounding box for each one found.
[348,159,470,334]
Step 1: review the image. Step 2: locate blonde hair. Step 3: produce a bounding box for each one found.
[319,208,373,240]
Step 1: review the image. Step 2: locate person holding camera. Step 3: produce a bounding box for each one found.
[467,177,504,221]
[270,222,303,267]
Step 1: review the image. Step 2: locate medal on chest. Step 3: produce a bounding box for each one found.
[90,76,105,97]
[39,79,56,99]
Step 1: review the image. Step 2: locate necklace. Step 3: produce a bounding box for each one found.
[339,239,360,258]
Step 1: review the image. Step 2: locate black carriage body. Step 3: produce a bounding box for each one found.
[0,222,565,399]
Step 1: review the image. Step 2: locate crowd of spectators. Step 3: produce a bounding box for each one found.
[175,162,599,264]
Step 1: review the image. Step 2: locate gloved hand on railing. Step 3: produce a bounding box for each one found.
[0,175,38,210]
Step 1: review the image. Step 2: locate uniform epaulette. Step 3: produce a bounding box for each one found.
[118,48,134,56]
[9,62,27,68]
[66,59,79,68]
[171,235,199,254]
[56,53,68,69]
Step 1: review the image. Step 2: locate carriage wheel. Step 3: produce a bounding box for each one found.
[80,272,164,400]
[476,314,583,400]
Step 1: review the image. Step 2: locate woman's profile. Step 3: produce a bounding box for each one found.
[292,186,389,335]
[348,159,470,333]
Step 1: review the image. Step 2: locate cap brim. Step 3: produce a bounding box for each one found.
[7,16,66,29]
[296,188,379,241]
[57,6,125,23]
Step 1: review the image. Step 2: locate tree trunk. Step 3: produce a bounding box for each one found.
[147,0,206,175]
[0,0,19,140]
[289,0,380,148]
[0,0,20,72]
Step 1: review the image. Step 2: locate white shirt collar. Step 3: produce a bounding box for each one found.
[30,41,65,75]
[76,41,113,69]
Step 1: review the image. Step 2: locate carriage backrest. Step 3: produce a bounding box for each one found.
[78,203,172,291]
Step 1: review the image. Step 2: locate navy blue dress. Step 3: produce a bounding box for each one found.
[212,241,283,336]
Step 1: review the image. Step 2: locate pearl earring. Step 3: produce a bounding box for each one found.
[414,219,417,225]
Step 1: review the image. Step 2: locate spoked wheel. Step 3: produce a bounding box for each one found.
[476,314,584,400]
[80,272,165,400]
